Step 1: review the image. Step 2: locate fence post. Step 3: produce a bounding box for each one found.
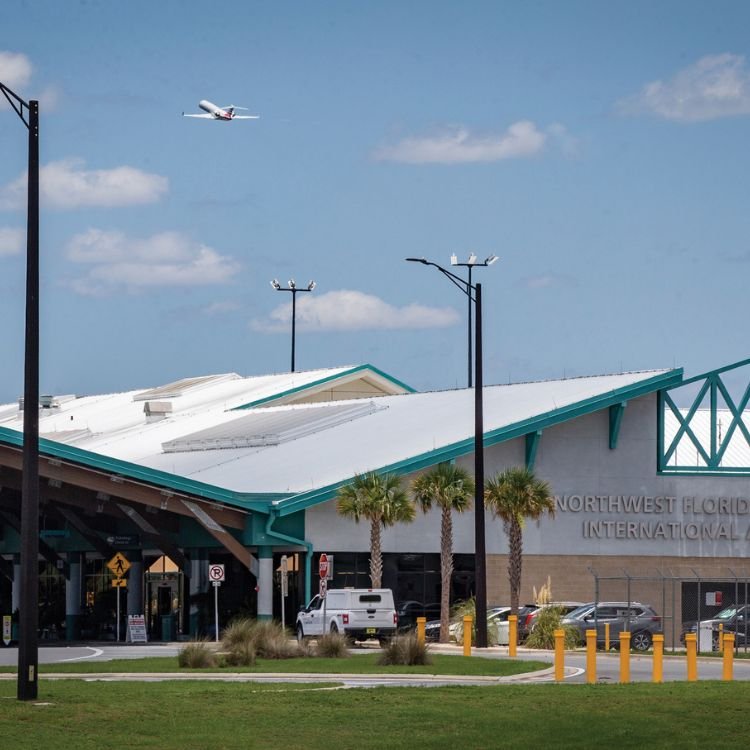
[723,633,735,681]
[652,634,664,683]
[586,629,596,684]
[508,615,517,657]
[416,617,426,646]
[554,628,565,682]
[619,631,630,683]
[686,632,697,681]
[463,616,472,657]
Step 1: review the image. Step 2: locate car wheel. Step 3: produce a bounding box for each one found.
[631,631,652,652]
[330,623,339,634]
[296,624,305,643]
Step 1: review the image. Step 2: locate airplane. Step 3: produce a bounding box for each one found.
[182,100,259,121]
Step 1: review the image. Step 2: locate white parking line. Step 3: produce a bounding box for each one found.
[59,647,104,662]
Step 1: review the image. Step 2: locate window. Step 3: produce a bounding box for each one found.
[359,594,381,603]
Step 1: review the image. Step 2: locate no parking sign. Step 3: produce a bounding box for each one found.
[209,564,225,583]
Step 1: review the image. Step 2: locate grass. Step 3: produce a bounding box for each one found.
[0,654,547,676]
[1,680,749,749]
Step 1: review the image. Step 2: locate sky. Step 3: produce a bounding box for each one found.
[1,1,750,403]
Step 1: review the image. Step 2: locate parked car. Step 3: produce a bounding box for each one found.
[424,605,534,644]
[296,588,398,646]
[561,602,662,652]
[681,604,750,651]
[395,600,440,631]
[518,602,585,642]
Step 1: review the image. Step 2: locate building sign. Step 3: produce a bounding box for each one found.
[555,494,750,542]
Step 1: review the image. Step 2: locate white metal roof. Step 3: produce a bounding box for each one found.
[0,367,677,502]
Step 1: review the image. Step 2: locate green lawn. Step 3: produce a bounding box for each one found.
[1,680,748,749]
[0,653,548,676]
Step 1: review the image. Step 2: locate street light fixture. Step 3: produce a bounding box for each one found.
[450,253,498,388]
[270,278,316,372]
[1,81,40,700]
[405,255,494,648]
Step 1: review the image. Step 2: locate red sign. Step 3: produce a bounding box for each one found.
[319,553,329,579]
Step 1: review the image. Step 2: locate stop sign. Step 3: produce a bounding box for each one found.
[319,553,329,579]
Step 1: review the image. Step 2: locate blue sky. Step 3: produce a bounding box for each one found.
[1,1,750,402]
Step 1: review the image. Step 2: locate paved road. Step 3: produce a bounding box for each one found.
[2,643,748,684]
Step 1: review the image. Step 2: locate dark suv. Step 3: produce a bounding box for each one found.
[681,604,750,651]
[561,602,662,652]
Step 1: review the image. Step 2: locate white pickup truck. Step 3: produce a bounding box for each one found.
[296,588,398,645]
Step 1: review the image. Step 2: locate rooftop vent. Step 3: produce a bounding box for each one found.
[144,401,173,422]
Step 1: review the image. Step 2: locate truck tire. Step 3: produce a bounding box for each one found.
[296,624,305,643]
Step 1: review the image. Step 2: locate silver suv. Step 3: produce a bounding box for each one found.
[562,602,662,652]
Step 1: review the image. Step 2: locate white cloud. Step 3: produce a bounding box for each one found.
[373,121,547,164]
[0,51,32,91]
[251,289,460,332]
[0,227,24,256]
[617,53,750,121]
[66,229,239,296]
[0,158,168,210]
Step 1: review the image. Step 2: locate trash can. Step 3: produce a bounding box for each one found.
[161,614,176,642]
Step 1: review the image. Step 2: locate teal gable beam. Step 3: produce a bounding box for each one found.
[274,368,683,516]
[232,364,415,410]
[609,403,626,450]
[525,431,541,470]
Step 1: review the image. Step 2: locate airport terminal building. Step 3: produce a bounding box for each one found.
[1,359,749,644]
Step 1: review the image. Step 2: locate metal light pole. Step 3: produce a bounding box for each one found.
[450,254,497,388]
[270,279,315,372]
[1,82,40,700]
[406,256,496,648]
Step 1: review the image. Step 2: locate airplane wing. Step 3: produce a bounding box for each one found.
[232,115,260,120]
[182,113,214,119]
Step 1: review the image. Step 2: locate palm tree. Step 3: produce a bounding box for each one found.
[411,463,474,643]
[484,467,555,615]
[336,471,415,587]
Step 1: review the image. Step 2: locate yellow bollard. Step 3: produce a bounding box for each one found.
[718,623,724,653]
[685,632,697,681]
[652,634,664,684]
[723,633,735,681]
[416,617,426,647]
[554,628,565,682]
[619,631,631,683]
[586,629,597,684]
[604,622,610,651]
[508,615,517,658]
[463,615,473,657]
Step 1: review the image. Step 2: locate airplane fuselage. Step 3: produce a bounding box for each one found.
[199,100,233,120]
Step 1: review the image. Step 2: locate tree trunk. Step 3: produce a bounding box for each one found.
[439,506,453,643]
[370,516,382,588]
[508,518,523,615]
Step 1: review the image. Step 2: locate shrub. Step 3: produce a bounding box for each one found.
[222,617,300,662]
[224,640,257,667]
[524,605,578,649]
[451,598,500,646]
[377,633,432,666]
[316,632,351,659]
[177,640,217,669]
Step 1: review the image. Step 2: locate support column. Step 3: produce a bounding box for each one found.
[65,552,82,641]
[189,551,206,637]
[257,546,273,621]
[127,551,144,617]
[11,554,21,614]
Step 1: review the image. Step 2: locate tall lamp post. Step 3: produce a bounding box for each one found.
[1,82,40,699]
[271,279,315,372]
[450,253,497,388]
[406,255,495,648]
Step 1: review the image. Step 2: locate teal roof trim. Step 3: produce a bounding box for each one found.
[273,368,684,516]
[0,426,281,513]
[232,364,415,410]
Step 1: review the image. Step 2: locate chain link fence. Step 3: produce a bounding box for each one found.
[589,567,750,652]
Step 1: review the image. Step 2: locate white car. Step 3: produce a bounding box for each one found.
[296,588,398,646]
